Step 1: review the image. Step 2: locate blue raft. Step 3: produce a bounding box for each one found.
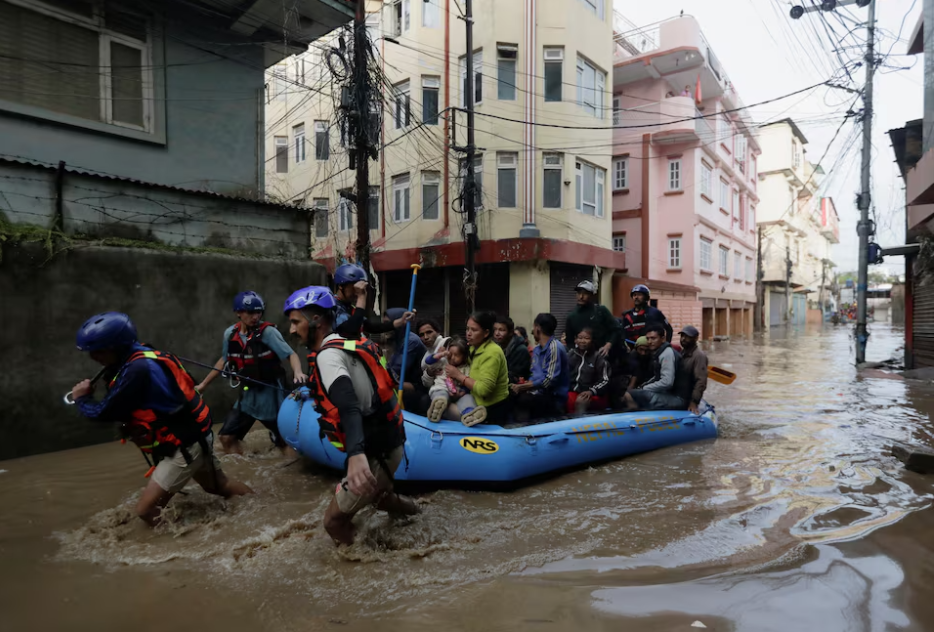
[278,392,718,489]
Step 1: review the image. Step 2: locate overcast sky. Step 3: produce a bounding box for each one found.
[614,0,924,278]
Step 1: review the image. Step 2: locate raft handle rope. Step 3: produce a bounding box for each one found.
[175,356,293,394]
[63,366,108,405]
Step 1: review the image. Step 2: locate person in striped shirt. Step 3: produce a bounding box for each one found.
[510,313,569,423]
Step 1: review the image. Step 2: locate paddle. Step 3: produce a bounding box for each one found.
[624,339,735,386]
[396,263,421,408]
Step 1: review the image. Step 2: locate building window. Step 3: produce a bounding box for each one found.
[368,186,380,231]
[720,179,729,211]
[422,171,440,220]
[390,0,409,35]
[746,257,753,282]
[668,238,681,269]
[275,136,288,173]
[751,156,757,181]
[739,194,745,230]
[613,157,628,190]
[576,56,605,118]
[497,44,517,100]
[422,0,439,27]
[422,76,439,125]
[543,47,563,102]
[579,0,604,19]
[460,51,482,107]
[543,153,562,209]
[294,123,306,164]
[668,158,681,191]
[497,152,518,208]
[338,191,353,232]
[612,96,621,126]
[734,251,742,280]
[700,161,712,199]
[394,81,411,129]
[296,57,306,85]
[0,0,155,132]
[792,139,800,169]
[732,189,739,221]
[313,198,329,238]
[314,121,329,160]
[393,173,411,222]
[719,114,730,147]
[719,245,729,276]
[699,238,712,271]
[273,64,287,103]
[460,155,483,210]
[736,134,747,173]
[613,234,626,252]
[575,161,605,217]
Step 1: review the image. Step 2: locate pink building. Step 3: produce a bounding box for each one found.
[610,16,759,339]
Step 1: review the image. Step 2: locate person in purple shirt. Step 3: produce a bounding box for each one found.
[509,313,569,422]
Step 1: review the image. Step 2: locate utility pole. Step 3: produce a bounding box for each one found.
[790,0,874,362]
[785,243,793,325]
[755,225,764,332]
[855,0,876,363]
[820,259,827,318]
[353,0,371,274]
[462,0,478,313]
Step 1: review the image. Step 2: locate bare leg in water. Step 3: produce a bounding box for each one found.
[135,471,252,527]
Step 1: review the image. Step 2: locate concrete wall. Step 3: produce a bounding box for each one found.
[0,7,266,196]
[1,161,310,258]
[0,243,327,461]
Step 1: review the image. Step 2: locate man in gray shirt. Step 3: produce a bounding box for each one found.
[622,324,691,411]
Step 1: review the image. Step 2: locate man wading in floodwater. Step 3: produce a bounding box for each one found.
[284,286,419,546]
[70,312,252,526]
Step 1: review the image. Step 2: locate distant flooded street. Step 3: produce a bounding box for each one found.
[4,323,934,631]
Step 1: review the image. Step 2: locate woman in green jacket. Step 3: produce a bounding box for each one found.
[443,311,511,424]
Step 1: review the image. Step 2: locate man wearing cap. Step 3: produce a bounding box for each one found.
[622,284,673,347]
[564,280,621,357]
[678,325,708,414]
[626,336,654,391]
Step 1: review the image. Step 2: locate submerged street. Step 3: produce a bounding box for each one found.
[3,323,934,631]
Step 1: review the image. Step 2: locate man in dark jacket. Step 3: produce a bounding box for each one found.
[622,284,673,347]
[494,315,531,383]
[678,325,708,413]
[565,280,621,357]
[622,324,691,411]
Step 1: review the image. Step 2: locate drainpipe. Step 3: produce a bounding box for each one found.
[641,133,650,276]
[519,0,540,238]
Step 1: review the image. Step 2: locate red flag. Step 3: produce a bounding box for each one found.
[694,73,702,105]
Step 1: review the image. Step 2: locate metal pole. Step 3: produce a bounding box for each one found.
[463,0,477,314]
[855,0,876,364]
[755,225,764,331]
[354,0,371,273]
[785,244,792,325]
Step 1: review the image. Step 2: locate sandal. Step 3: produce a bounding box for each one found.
[428,396,449,422]
[460,406,487,427]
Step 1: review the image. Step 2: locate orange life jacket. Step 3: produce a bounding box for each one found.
[112,348,213,459]
[307,336,403,453]
[226,322,284,383]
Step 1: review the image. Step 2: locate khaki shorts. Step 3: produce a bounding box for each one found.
[151,433,224,495]
[335,446,403,515]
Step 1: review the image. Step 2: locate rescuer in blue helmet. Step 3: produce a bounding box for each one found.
[331,263,414,339]
[196,291,307,455]
[70,312,251,526]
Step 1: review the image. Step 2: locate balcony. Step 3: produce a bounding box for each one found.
[613,16,731,101]
[614,96,713,145]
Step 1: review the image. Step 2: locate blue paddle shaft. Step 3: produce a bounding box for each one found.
[397,266,420,392]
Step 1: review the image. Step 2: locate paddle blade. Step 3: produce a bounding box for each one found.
[708,365,736,385]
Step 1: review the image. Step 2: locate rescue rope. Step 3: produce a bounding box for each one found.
[175,356,293,393]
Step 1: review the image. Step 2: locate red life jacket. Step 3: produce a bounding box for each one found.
[111,348,213,459]
[226,322,284,383]
[307,336,403,453]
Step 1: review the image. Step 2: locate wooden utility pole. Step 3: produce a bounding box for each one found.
[462,0,477,313]
[785,243,792,325]
[353,0,371,273]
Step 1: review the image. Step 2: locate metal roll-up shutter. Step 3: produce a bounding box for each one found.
[550,263,593,337]
[914,281,934,367]
[769,290,785,326]
[384,267,445,327]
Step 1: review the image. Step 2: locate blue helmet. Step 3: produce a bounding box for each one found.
[233,290,265,313]
[631,284,650,299]
[283,286,338,314]
[334,263,367,286]
[76,312,138,352]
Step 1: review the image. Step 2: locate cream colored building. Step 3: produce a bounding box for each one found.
[756,119,839,326]
[265,0,623,333]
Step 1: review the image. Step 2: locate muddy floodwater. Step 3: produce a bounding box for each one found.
[5,324,934,631]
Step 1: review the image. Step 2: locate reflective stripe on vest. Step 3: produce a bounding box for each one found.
[307,336,402,453]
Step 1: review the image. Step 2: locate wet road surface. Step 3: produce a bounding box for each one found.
[3,323,934,631]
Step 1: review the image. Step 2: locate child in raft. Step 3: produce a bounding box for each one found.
[425,337,487,426]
